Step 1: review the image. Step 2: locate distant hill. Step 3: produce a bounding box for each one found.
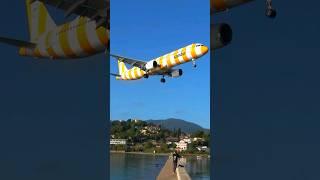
[146,118,209,134]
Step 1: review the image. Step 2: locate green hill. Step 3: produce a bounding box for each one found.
[146,118,209,134]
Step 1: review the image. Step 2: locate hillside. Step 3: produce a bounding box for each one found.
[146,118,209,134]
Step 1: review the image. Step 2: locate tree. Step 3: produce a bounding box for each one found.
[177,128,181,138]
[144,141,153,149]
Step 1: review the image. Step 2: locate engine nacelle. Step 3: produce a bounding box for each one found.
[212,0,253,14]
[145,60,159,71]
[211,23,232,50]
[169,69,183,78]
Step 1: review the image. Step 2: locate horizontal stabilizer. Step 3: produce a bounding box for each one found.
[0,37,36,48]
[110,73,121,77]
[110,54,146,68]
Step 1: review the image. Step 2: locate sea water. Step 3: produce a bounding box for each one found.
[110,153,210,180]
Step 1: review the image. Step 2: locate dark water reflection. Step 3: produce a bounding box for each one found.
[110,153,167,180]
[185,156,210,180]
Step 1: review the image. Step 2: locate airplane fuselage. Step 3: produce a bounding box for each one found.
[117,43,208,80]
[212,0,253,13]
[19,17,108,59]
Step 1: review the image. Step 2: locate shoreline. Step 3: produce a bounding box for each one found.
[110,151,169,156]
[110,151,210,157]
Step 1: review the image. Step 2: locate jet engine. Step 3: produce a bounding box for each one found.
[211,23,232,50]
[145,60,159,71]
[169,69,183,78]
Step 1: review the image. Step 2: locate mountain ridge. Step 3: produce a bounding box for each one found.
[146,118,209,134]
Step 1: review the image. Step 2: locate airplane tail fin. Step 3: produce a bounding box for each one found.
[25,0,57,42]
[118,60,128,77]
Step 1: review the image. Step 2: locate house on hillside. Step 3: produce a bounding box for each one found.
[193,137,204,141]
[182,138,192,144]
[166,137,179,142]
[175,141,188,151]
[133,119,140,123]
[140,129,147,135]
[196,146,209,152]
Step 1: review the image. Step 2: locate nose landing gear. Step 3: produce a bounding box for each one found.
[265,0,276,18]
[160,77,166,83]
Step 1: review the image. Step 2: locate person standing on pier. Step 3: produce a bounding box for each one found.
[172,149,181,174]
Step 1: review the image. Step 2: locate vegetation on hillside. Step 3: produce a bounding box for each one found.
[110,119,210,154]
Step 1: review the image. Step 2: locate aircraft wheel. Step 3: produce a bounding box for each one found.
[144,74,149,79]
[160,78,166,83]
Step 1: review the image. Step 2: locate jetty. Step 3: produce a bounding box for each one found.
[157,156,191,180]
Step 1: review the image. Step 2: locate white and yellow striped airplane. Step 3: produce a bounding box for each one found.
[212,0,276,50]
[0,0,108,59]
[110,43,208,83]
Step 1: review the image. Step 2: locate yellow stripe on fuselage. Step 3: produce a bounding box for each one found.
[26,0,32,38]
[134,68,139,79]
[38,3,48,37]
[173,50,180,65]
[181,47,189,62]
[77,17,96,54]
[166,54,173,67]
[96,26,108,46]
[33,48,42,57]
[159,56,164,68]
[190,44,197,59]
[59,23,77,58]
[45,31,58,58]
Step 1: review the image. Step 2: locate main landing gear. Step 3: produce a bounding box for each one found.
[265,0,276,18]
[192,59,197,68]
[160,76,166,83]
[144,74,149,79]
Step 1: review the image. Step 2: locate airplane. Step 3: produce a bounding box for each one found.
[0,0,109,59]
[212,0,276,50]
[110,43,209,83]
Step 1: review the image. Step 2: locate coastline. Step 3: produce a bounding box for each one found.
[110,151,169,156]
[110,151,210,157]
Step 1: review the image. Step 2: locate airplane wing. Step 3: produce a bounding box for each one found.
[38,0,109,28]
[0,37,36,48]
[110,54,147,68]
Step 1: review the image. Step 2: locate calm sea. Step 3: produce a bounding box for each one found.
[110,153,210,180]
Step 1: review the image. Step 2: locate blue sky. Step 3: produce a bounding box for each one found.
[110,0,210,128]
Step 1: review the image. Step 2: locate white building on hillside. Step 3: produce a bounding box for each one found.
[175,141,188,151]
[196,146,208,151]
[182,138,192,144]
[110,139,127,145]
[193,137,203,141]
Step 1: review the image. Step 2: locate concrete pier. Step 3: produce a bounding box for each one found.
[157,156,191,180]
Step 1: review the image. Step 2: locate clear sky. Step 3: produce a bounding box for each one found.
[110,0,210,128]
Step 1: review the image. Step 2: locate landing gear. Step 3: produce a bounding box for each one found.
[192,60,197,68]
[265,0,276,18]
[160,76,166,83]
[144,74,149,79]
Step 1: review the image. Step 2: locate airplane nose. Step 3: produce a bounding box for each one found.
[201,46,208,54]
